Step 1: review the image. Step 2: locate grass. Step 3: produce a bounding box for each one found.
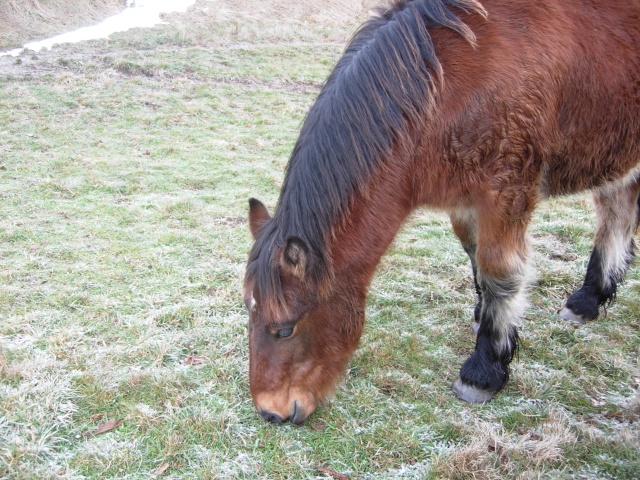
[1,0,639,478]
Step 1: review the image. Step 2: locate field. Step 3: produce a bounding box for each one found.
[1,0,639,478]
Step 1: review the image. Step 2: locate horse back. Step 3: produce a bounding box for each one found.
[421,0,640,204]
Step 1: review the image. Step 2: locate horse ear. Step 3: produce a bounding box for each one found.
[281,236,310,280]
[248,198,271,239]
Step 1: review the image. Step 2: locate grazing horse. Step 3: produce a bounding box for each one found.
[244,0,640,424]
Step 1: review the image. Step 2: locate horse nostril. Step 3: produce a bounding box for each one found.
[260,409,285,424]
[290,401,305,425]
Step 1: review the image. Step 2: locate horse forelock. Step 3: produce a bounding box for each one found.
[247,0,486,315]
[245,222,287,321]
[245,221,334,323]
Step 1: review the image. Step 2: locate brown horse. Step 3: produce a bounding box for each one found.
[244,0,640,424]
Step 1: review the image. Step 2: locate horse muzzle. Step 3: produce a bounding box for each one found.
[253,390,317,425]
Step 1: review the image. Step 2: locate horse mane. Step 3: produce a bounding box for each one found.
[247,0,487,314]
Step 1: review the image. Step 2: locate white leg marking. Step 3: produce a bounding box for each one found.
[593,181,640,290]
[478,257,531,355]
[486,288,527,354]
[600,232,631,289]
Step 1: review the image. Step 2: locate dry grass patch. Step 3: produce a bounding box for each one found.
[431,410,577,479]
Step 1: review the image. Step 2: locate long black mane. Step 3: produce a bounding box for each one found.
[247,0,486,307]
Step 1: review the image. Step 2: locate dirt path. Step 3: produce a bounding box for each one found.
[0,43,332,97]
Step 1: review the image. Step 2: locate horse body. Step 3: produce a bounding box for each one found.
[418,2,639,204]
[245,0,640,423]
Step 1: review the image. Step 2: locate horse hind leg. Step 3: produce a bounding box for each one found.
[560,180,640,323]
[450,209,482,334]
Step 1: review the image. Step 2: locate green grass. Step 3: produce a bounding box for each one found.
[1,1,639,478]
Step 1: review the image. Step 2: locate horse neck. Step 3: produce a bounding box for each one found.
[329,155,415,287]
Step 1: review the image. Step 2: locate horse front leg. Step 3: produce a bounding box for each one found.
[450,209,482,334]
[560,180,640,323]
[452,211,529,403]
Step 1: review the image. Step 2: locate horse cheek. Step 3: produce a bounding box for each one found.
[248,330,282,399]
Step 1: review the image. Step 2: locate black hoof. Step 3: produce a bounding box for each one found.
[562,288,600,323]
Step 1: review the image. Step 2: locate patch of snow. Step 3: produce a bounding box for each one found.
[1,0,196,57]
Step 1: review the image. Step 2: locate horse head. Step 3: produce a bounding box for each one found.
[245,199,365,424]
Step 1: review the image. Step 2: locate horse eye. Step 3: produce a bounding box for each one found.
[275,327,294,339]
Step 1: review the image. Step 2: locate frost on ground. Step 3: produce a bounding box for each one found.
[1,1,639,478]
